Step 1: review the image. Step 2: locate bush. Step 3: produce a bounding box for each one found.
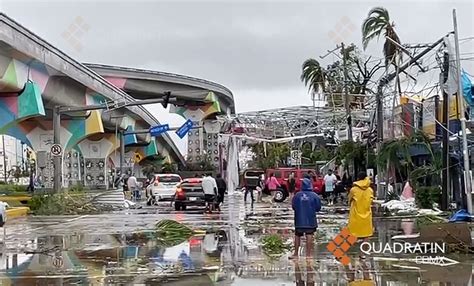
[0,184,27,194]
[415,186,441,209]
[68,184,84,193]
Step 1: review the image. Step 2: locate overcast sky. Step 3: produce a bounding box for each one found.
[2,0,473,153]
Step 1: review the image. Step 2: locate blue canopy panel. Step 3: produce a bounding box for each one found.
[124,125,138,146]
[462,71,474,118]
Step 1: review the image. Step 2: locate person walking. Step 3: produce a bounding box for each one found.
[348,171,374,242]
[290,178,321,259]
[244,173,258,203]
[215,173,227,211]
[288,172,296,197]
[334,173,345,204]
[256,174,265,202]
[266,172,281,193]
[202,173,218,213]
[323,169,337,206]
[26,172,35,193]
[127,174,139,201]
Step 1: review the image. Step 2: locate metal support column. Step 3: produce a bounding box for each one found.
[2,135,6,183]
[53,106,61,193]
[120,130,125,176]
[342,42,353,142]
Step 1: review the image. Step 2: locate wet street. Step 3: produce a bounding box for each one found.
[1,192,473,285]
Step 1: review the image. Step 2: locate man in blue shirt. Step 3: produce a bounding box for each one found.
[291,178,321,259]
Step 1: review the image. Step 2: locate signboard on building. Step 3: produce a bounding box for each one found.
[290,150,302,166]
[423,96,438,139]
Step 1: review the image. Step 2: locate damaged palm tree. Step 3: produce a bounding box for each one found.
[362,7,402,67]
[154,219,196,247]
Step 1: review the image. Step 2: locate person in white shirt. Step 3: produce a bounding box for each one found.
[323,169,337,206]
[127,174,140,201]
[201,173,218,212]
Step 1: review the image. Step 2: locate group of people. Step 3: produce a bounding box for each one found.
[244,172,282,202]
[201,173,227,213]
[322,169,352,205]
[244,169,353,205]
[291,171,374,261]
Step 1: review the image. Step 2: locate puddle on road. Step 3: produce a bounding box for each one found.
[0,197,473,285]
[0,231,231,285]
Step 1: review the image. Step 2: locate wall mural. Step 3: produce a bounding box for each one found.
[38,152,54,189]
[0,55,108,148]
[0,54,184,188]
[64,149,84,187]
[84,158,106,189]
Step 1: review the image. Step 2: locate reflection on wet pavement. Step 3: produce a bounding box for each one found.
[0,193,473,285]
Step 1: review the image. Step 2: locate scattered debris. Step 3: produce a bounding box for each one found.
[154,219,196,247]
[28,192,121,215]
[260,234,292,257]
[381,198,417,215]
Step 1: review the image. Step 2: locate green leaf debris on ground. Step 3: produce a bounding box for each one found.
[154,219,195,247]
[28,190,116,215]
[261,234,292,257]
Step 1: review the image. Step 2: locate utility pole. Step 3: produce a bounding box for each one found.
[320,43,353,141]
[441,52,450,211]
[375,34,449,194]
[53,106,61,193]
[2,135,6,183]
[453,9,473,214]
[342,42,353,142]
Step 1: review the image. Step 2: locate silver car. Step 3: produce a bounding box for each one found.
[147,174,182,201]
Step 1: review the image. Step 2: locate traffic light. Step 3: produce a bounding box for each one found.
[162,91,171,109]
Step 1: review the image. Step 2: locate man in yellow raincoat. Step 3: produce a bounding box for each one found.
[348,171,374,238]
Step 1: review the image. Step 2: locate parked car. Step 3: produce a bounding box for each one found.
[146,174,182,201]
[174,178,206,211]
[265,168,324,202]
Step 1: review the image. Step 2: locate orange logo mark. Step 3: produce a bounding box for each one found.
[327,227,357,265]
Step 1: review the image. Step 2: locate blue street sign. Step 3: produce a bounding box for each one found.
[149,124,169,136]
[176,119,194,139]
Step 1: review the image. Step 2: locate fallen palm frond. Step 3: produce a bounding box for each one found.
[154,219,195,247]
[28,191,117,215]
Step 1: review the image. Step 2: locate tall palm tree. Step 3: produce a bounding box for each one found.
[301,58,325,98]
[362,7,401,67]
